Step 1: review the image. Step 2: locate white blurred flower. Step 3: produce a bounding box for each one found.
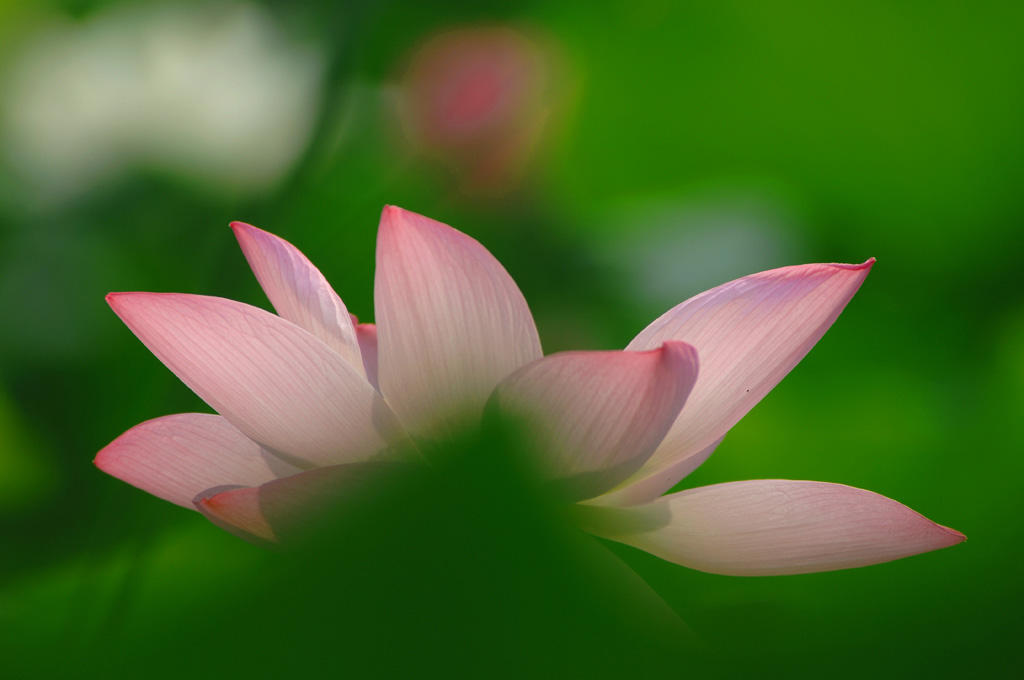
[2,2,323,203]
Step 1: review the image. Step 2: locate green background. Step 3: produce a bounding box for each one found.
[1,0,1020,676]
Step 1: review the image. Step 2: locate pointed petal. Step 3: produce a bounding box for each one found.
[375,206,542,439]
[196,462,411,544]
[356,323,379,391]
[614,260,874,503]
[491,342,699,502]
[107,292,406,468]
[95,413,302,509]
[577,479,965,576]
[231,222,365,377]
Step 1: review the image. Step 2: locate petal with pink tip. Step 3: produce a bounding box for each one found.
[375,206,542,439]
[231,222,365,377]
[608,261,874,504]
[196,462,411,545]
[491,342,699,502]
[95,413,301,509]
[577,480,964,576]
[107,292,406,468]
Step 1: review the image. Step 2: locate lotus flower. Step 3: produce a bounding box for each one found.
[97,206,963,575]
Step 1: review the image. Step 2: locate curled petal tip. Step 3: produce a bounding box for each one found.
[379,205,426,238]
[107,291,178,316]
[942,525,967,544]
[658,340,699,361]
[379,205,435,236]
[105,290,139,310]
[194,490,279,544]
[832,258,875,271]
[194,493,222,512]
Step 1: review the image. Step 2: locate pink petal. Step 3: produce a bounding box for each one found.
[606,260,874,505]
[356,323,379,391]
[231,222,365,377]
[196,462,408,544]
[107,292,407,468]
[491,342,699,502]
[374,206,542,439]
[95,413,301,509]
[577,480,964,576]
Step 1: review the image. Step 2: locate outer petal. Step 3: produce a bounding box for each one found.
[375,206,542,439]
[231,222,365,377]
[490,342,699,502]
[95,413,301,509]
[196,462,410,544]
[603,260,874,505]
[107,292,406,468]
[576,480,965,576]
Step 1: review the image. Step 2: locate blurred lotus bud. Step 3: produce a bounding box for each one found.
[393,26,564,196]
